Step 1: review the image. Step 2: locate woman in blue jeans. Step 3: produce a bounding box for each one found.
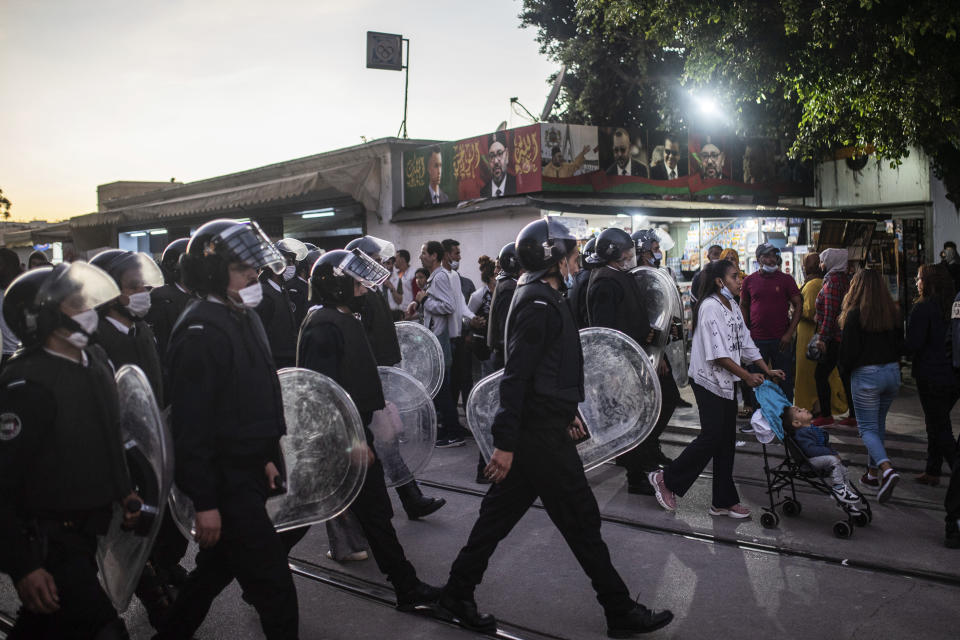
[837,269,904,503]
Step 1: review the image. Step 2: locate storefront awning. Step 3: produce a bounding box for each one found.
[71,157,382,229]
[393,193,890,223]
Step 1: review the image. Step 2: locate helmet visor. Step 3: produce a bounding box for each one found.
[40,262,121,316]
[115,253,165,292]
[654,228,675,252]
[337,249,390,289]
[276,237,309,262]
[218,221,285,275]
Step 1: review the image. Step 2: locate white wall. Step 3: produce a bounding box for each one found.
[930,169,960,254]
[816,149,930,208]
[367,207,541,288]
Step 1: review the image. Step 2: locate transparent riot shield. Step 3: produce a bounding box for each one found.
[97,365,173,612]
[660,266,689,388]
[394,321,444,398]
[370,366,437,487]
[169,368,368,537]
[467,327,661,471]
[629,265,677,368]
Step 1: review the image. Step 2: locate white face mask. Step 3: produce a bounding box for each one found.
[282,265,296,281]
[450,260,460,271]
[761,264,778,273]
[237,283,263,308]
[126,291,152,317]
[72,308,99,334]
[720,286,736,301]
[66,308,99,348]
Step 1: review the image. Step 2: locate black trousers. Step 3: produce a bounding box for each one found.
[349,453,420,593]
[10,528,124,640]
[445,428,634,618]
[155,469,299,640]
[916,376,960,475]
[663,382,740,508]
[450,336,474,407]
[617,369,680,484]
[815,341,855,419]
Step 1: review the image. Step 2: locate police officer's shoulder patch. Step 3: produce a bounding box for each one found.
[0,413,22,440]
[952,300,960,320]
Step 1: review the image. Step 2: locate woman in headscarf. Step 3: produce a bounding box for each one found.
[794,253,848,415]
[813,248,856,427]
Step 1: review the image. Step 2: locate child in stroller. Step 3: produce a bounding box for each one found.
[750,381,872,538]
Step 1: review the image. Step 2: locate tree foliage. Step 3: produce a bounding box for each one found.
[0,188,11,221]
[522,0,960,202]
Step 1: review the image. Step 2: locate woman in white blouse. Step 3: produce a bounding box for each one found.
[649,259,784,518]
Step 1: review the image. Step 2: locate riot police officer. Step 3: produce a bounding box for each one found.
[297,249,442,611]
[585,228,672,495]
[630,229,685,465]
[254,237,307,369]
[155,219,298,640]
[146,238,195,358]
[90,248,180,626]
[486,242,521,371]
[568,235,598,328]
[438,219,673,638]
[287,242,319,328]
[89,250,165,400]
[0,262,140,639]
[343,235,446,519]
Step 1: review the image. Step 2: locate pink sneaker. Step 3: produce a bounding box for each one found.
[709,504,751,518]
[647,470,676,512]
[811,416,835,427]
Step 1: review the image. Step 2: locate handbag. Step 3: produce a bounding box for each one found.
[806,333,825,362]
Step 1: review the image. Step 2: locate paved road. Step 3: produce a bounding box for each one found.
[2,381,957,639]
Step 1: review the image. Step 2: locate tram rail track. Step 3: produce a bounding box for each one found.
[288,557,567,640]
[417,478,960,590]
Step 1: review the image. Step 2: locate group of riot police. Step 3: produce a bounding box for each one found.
[0,216,676,639]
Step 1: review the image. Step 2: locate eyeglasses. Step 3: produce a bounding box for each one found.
[701,152,720,160]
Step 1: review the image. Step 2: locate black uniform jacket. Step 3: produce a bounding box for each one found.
[0,346,131,582]
[491,279,584,452]
[166,299,286,512]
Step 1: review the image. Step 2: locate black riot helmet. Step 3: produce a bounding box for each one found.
[581,236,598,269]
[2,262,120,349]
[345,235,395,263]
[180,219,284,296]
[498,242,520,278]
[588,227,633,265]
[275,237,309,264]
[309,248,391,306]
[160,237,190,284]
[89,250,164,293]
[632,229,659,257]
[515,217,577,281]
[297,248,325,279]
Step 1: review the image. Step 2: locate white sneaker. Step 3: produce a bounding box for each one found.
[832,486,861,504]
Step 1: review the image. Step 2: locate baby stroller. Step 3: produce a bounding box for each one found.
[750,382,872,539]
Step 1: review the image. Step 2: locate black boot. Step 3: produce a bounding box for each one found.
[439,591,497,632]
[655,448,673,466]
[626,474,655,496]
[606,603,673,638]
[947,519,960,549]
[135,561,174,630]
[396,580,442,612]
[396,481,446,520]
